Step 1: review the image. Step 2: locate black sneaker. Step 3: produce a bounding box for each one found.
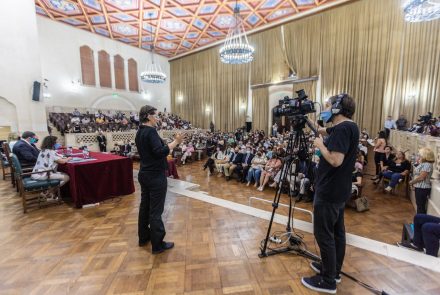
[397,242,423,252]
[152,241,175,254]
[310,261,342,283]
[301,275,336,294]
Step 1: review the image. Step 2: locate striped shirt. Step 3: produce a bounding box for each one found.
[413,162,433,189]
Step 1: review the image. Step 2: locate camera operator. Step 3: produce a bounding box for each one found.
[301,94,359,294]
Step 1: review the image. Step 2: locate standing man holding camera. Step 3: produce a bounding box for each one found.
[136,105,183,254]
[302,94,359,294]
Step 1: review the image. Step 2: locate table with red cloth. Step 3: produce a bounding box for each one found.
[58,151,135,208]
[167,158,179,179]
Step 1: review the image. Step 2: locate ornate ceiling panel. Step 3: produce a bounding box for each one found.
[35,0,339,58]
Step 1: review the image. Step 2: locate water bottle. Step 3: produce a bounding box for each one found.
[83,146,89,159]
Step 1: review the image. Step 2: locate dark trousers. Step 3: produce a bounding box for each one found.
[374,152,384,175]
[415,187,431,214]
[99,144,106,152]
[413,214,440,257]
[204,158,215,173]
[241,165,251,182]
[138,170,167,251]
[313,200,346,284]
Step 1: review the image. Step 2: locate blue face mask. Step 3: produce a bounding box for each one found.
[30,138,38,144]
[54,143,62,150]
[320,111,333,123]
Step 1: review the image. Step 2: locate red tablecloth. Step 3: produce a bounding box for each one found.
[167,159,179,179]
[58,151,135,208]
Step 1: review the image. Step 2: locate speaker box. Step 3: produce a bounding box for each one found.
[32,81,41,101]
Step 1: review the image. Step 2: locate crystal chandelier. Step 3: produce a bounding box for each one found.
[403,0,440,22]
[141,13,166,83]
[219,1,254,64]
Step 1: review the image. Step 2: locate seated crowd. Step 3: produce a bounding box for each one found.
[49,108,193,135]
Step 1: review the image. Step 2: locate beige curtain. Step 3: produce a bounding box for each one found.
[171,0,440,134]
[249,27,289,85]
[252,88,269,132]
[170,47,249,131]
[282,14,322,78]
[383,19,440,125]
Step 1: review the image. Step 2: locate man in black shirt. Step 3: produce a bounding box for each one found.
[136,105,183,254]
[302,94,359,294]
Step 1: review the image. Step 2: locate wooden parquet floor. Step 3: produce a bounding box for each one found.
[0,172,439,294]
[172,159,415,245]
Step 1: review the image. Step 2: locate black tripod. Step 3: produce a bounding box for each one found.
[259,115,316,258]
[258,116,390,295]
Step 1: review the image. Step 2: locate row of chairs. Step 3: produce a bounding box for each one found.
[1,143,62,213]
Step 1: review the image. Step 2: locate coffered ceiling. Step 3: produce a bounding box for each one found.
[35,0,339,58]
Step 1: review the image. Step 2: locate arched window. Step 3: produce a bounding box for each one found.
[128,58,139,92]
[80,45,95,86]
[98,50,111,88]
[114,54,126,90]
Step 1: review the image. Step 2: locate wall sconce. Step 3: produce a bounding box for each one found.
[177,94,183,102]
[205,106,211,114]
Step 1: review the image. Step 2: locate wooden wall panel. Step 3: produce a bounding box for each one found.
[80,45,95,86]
[128,58,139,92]
[114,54,125,90]
[98,50,111,88]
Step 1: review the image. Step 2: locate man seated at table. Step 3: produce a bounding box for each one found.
[12,131,40,167]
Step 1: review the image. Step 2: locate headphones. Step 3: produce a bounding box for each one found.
[331,93,348,115]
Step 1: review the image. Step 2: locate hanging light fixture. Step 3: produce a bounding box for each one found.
[219,0,254,64]
[141,12,167,83]
[403,0,440,22]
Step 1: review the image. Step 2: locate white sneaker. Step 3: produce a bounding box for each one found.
[257,186,263,192]
[385,186,392,192]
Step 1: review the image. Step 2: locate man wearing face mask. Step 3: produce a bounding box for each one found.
[238,147,254,183]
[301,94,359,294]
[136,105,183,254]
[223,147,243,181]
[12,131,40,167]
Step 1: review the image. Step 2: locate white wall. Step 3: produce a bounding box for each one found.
[37,16,170,113]
[0,0,47,134]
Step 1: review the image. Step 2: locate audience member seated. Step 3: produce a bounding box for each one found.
[378,151,411,192]
[258,153,282,191]
[372,145,394,183]
[223,147,243,181]
[31,135,71,201]
[238,147,254,183]
[12,131,40,167]
[181,142,194,165]
[398,214,440,257]
[217,147,234,177]
[72,108,81,117]
[203,146,223,176]
[120,140,131,157]
[409,147,434,214]
[246,149,267,187]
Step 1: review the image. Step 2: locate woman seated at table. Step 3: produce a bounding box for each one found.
[31,136,71,200]
[257,153,282,192]
[379,150,411,192]
[246,149,267,187]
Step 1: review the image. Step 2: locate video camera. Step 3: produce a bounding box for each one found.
[418,112,433,125]
[273,89,316,117]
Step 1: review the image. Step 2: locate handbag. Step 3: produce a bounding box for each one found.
[354,196,369,212]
